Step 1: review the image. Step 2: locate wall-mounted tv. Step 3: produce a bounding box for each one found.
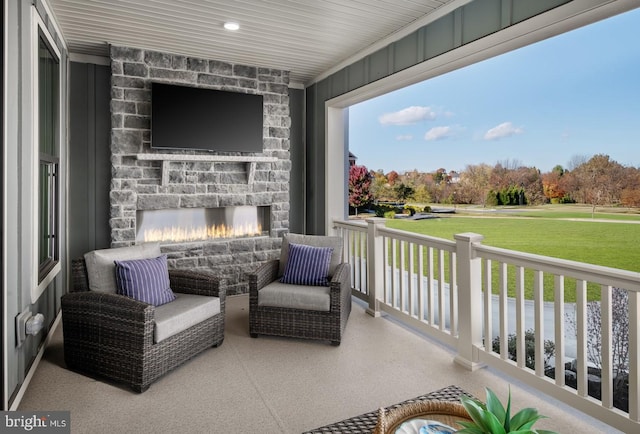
[151,82,264,153]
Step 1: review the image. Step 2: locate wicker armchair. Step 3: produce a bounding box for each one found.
[248,234,351,345]
[61,258,225,392]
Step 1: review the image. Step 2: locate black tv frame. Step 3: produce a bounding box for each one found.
[151,82,264,153]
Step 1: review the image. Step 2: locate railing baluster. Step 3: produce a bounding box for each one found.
[450,252,458,336]
[499,262,508,360]
[601,285,613,409]
[360,231,368,294]
[554,275,565,387]
[484,259,492,351]
[400,240,406,313]
[383,236,389,304]
[391,238,398,308]
[418,244,425,321]
[408,242,415,317]
[438,248,445,330]
[576,279,588,397]
[629,290,640,421]
[427,247,434,324]
[516,266,525,369]
[534,270,544,376]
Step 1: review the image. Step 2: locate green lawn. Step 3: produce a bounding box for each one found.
[384,215,640,302]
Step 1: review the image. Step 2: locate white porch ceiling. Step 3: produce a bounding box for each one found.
[47,0,463,86]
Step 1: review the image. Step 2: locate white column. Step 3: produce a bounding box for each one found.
[454,232,485,371]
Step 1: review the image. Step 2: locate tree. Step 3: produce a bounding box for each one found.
[393,183,414,202]
[458,163,492,206]
[348,164,373,214]
[386,170,399,185]
[571,154,625,216]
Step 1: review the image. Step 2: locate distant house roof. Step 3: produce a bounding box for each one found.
[349,152,358,166]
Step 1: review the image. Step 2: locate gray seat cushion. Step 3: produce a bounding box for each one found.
[154,293,221,343]
[278,233,343,278]
[258,280,330,312]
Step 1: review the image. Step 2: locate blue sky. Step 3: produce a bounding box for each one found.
[348,8,640,175]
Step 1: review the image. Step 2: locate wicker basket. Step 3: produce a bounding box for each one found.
[373,400,473,434]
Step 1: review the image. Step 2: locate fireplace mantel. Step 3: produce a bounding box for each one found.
[135,153,278,185]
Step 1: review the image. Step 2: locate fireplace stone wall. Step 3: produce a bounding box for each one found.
[109,45,291,294]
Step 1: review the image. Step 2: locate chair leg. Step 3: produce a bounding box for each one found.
[250,333,258,338]
[213,338,224,348]
[331,340,340,346]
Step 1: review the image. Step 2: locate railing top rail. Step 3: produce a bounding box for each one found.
[475,243,640,291]
[377,226,456,251]
[333,220,367,231]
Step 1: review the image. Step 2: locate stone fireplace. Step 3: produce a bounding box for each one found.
[109,45,291,294]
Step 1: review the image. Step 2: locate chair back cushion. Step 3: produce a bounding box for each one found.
[280,243,333,286]
[114,255,176,306]
[279,233,343,277]
[84,243,161,293]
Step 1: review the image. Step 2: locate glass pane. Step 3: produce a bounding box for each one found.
[39,162,52,265]
[38,34,59,157]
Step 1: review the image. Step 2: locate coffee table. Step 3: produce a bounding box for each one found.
[303,385,471,434]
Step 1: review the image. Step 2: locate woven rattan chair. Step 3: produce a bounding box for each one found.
[248,234,351,345]
[61,258,225,392]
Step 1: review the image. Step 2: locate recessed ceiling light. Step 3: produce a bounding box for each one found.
[224,22,240,31]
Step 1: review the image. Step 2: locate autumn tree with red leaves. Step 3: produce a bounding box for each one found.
[349,164,373,215]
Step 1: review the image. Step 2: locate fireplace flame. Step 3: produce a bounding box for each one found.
[142,222,263,243]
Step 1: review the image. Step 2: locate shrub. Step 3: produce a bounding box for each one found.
[492,329,555,370]
[383,210,396,219]
[374,204,397,217]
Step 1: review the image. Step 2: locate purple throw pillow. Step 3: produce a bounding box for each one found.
[280,243,333,286]
[114,255,176,306]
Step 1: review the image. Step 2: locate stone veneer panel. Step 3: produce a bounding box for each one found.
[110,45,291,294]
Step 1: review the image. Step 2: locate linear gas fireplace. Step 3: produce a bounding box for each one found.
[136,206,271,244]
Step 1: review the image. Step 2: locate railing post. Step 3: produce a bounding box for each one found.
[365,218,385,317]
[454,232,485,371]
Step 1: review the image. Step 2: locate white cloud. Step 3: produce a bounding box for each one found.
[396,134,413,141]
[424,126,452,141]
[484,122,524,140]
[378,106,436,126]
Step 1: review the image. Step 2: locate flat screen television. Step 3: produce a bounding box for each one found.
[151,82,264,153]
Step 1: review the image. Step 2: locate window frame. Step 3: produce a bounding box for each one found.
[32,9,62,302]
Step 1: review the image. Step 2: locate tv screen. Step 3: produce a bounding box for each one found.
[151,82,264,153]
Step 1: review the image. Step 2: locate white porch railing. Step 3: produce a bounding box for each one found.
[334,218,640,433]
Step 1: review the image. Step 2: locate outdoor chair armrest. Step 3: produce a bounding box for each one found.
[329,262,351,312]
[61,291,155,348]
[248,259,280,292]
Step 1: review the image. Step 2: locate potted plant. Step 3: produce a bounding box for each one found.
[458,387,558,434]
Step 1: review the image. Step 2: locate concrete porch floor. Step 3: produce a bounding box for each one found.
[18,294,618,433]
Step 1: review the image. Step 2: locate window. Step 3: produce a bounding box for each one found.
[35,24,60,285]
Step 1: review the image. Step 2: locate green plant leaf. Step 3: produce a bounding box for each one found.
[510,408,544,430]
[533,430,560,434]
[460,396,492,432]
[483,411,508,434]
[504,388,512,432]
[456,421,486,434]
[485,388,507,426]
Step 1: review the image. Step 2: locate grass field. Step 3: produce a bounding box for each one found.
[383,211,640,302]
